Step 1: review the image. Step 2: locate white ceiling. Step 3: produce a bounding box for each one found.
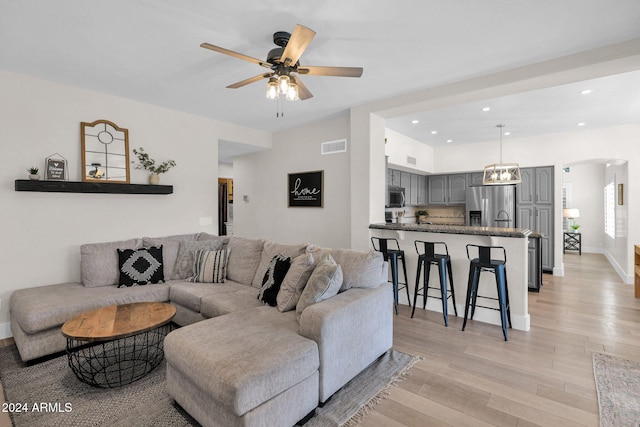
[2,1,640,151]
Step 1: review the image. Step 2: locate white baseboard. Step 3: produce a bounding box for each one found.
[553,266,564,276]
[0,322,12,340]
[604,251,634,284]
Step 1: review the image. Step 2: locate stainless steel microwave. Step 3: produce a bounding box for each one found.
[387,186,405,208]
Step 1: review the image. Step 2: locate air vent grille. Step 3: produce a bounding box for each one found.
[407,156,417,165]
[321,139,347,155]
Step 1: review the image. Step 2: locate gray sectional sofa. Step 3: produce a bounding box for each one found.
[10,232,393,427]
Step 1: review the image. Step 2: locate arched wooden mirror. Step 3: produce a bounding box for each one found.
[81,119,130,183]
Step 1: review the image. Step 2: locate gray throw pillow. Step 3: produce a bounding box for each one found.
[187,248,230,283]
[296,254,343,322]
[277,252,315,312]
[173,240,223,280]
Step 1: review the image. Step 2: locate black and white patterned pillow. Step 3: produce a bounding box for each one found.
[117,246,164,288]
[258,253,291,306]
[187,248,230,283]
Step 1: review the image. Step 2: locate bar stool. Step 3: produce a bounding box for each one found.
[371,237,411,314]
[462,244,512,341]
[411,241,457,326]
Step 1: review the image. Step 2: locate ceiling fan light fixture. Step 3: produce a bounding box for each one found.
[286,81,299,101]
[277,74,290,94]
[266,77,278,100]
[482,124,522,185]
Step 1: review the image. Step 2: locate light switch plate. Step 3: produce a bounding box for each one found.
[199,217,213,226]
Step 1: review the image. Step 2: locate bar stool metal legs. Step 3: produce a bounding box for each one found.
[371,237,411,314]
[462,244,512,341]
[411,241,457,326]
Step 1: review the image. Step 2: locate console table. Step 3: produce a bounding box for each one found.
[563,232,582,255]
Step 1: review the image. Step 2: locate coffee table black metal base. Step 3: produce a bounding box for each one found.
[65,323,171,388]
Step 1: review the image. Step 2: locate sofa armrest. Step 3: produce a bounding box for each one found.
[298,283,393,402]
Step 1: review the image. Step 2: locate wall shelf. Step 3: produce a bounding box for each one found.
[15,179,173,195]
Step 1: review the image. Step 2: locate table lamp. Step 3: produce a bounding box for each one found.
[563,208,580,232]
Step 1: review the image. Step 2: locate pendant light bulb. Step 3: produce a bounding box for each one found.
[266,77,278,100]
[286,81,299,101]
[278,74,290,94]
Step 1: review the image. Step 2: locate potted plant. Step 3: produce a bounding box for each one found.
[416,210,429,224]
[27,167,40,181]
[131,147,176,185]
[571,224,580,233]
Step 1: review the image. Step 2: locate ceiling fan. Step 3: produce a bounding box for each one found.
[200,24,363,101]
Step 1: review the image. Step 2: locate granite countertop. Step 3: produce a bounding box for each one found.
[370,223,532,238]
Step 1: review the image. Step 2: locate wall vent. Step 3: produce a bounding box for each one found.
[321,139,347,155]
[407,156,417,165]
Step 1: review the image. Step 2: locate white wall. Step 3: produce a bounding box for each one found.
[605,162,630,280]
[0,71,270,335]
[232,115,352,248]
[385,128,434,173]
[562,162,606,252]
[218,163,234,178]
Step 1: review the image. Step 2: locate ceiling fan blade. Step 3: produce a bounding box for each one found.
[297,65,363,77]
[280,25,316,66]
[226,73,272,89]
[292,76,313,100]
[200,43,273,68]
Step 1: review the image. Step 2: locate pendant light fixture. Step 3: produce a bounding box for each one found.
[482,124,522,185]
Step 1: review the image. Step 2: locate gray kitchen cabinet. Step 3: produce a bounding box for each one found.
[468,172,484,186]
[417,175,427,205]
[410,174,419,205]
[389,169,401,187]
[400,171,411,205]
[528,236,542,291]
[427,174,466,205]
[427,175,447,205]
[448,174,467,204]
[516,166,554,272]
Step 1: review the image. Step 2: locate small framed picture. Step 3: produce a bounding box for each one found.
[618,183,624,205]
[45,153,68,181]
[288,171,323,208]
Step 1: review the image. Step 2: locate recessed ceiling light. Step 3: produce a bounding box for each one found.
[431,130,438,134]
[504,132,511,136]
[446,139,453,143]
[580,89,592,95]
[411,119,419,124]
[482,107,491,112]
[578,122,586,126]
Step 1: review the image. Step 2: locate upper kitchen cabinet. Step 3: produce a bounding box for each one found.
[427,174,467,205]
[468,172,484,186]
[387,168,401,187]
[518,167,553,205]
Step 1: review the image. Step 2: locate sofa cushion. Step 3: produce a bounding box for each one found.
[173,240,223,280]
[81,238,142,287]
[197,232,230,248]
[308,246,384,292]
[117,246,164,287]
[258,254,291,307]
[296,254,343,322]
[142,233,199,279]
[226,237,265,285]
[10,282,170,334]
[164,307,319,416]
[200,285,263,318]
[277,252,315,312]
[187,248,230,283]
[251,241,307,289]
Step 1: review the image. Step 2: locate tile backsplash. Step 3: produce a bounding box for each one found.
[414,206,465,225]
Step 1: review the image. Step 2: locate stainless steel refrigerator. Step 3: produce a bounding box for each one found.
[466,185,516,228]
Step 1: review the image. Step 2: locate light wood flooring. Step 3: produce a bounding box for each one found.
[362,253,640,427]
[0,253,637,427]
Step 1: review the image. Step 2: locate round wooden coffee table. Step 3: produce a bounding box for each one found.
[61,302,176,388]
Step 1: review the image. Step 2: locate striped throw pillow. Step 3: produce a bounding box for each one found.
[187,248,230,283]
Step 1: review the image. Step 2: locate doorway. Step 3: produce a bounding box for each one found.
[218,178,233,235]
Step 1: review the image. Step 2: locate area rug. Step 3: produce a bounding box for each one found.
[0,345,419,427]
[593,352,640,427]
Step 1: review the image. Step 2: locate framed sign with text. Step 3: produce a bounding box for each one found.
[45,153,69,181]
[288,170,323,208]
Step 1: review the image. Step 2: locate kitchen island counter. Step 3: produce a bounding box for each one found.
[370,223,531,333]
[370,223,531,238]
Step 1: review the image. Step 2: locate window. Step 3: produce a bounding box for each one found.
[604,180,615,238]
